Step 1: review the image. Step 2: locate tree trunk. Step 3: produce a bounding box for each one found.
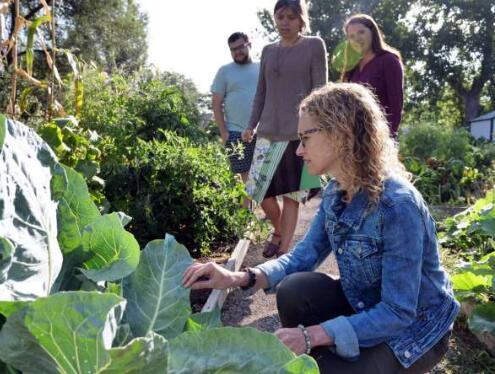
[463,91,481,125]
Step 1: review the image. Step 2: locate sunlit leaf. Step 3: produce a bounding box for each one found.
[331,40,362,73]
[18,87,33,113]
[81,213,140,282]
[75,78,84,116]
[26,15,51,76]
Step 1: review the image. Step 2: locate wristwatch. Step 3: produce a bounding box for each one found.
[240,268,256,290]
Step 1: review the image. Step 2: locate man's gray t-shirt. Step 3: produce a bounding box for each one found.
[211,61,260,133]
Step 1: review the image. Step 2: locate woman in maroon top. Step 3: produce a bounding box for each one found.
[343,14,404,138]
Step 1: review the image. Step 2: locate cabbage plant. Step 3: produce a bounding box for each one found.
[0,114,319,373]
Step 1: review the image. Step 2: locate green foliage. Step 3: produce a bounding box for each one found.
[37,116,106,204]
[61,0,148,73]
[73,68,207,152]
[400,123,495,204]
[168,327,319,374]
[0,118,142,296]
[451,252,495,341]
[53,67,247,254]
[104,132,253,256]
[123,236,193,339]
[0,117,319,373]
[2,0,148,74]
[440,190,495,258]
[469,303,495,336]
[401,122,473,162]
[442,192,495,348]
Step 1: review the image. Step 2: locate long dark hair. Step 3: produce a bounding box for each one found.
[342,14,402,81]
[274,0,311,33]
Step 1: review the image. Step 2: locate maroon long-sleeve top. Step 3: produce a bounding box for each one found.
[348,52,404,137]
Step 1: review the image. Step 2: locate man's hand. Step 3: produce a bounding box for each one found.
[182,262,245,290]
[241,128,254,143]
[274,327,307,355]
[220,129,229,144]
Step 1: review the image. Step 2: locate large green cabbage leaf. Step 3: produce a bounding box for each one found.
[0,116,63,300]
[52,165,140,289]
[184,307,222,332]
[168,327,319,374]
[51,164,100,256]
[101,332,168,374]
[123,234,192,339]
[469,302,495,335]
[81,213,140,282]
[0,292,125,373]
[0,292,169,374]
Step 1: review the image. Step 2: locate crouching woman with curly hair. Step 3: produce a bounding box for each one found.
[183,83,459,373]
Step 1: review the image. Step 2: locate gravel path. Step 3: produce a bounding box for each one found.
[221,196,338,331]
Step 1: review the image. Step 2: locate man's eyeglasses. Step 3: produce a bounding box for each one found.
[298,127,324,147]
[229,43,249,52]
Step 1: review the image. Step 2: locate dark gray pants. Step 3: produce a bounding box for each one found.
[276,272,450,374]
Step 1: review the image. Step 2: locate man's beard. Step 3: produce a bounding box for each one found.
[234,55,250,65]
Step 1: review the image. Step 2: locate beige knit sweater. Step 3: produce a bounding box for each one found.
[247,36,328,141]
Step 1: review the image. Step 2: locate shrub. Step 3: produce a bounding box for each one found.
[37,116,107,207]
[72,68,208,145]
[104,131,253,256]
[400,122,495,205]
[400,122,473,164]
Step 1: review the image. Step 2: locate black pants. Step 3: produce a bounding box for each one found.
[276,272,451,374]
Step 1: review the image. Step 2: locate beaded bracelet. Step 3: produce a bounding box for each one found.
[297,324,312,354]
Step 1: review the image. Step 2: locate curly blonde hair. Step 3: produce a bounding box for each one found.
[300,83,409,204]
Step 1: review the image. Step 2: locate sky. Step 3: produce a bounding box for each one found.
[137,0,274,93]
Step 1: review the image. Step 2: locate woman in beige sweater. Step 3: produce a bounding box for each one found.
[242,0,327,257]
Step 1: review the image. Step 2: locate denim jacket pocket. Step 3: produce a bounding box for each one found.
[345,240,382,286]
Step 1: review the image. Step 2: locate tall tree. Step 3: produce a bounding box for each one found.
[61,0,147,73]
[410,0,494,124]
[1,0,148,73]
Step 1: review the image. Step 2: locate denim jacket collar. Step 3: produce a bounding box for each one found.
[326,180,370,230]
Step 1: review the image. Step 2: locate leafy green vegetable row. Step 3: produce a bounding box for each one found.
[0,115,318,373]
[441,190,495,340]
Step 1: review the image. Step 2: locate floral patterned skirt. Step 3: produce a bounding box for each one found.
[245,137,321,203]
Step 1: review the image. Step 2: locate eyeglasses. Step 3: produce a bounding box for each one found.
[229,42,249,52]
[298,127,324,148]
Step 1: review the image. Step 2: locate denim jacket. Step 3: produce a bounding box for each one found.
[256,175,460,368]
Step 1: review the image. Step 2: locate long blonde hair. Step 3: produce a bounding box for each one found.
[300,83,409,204]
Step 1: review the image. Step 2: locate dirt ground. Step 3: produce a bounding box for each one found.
[220,196,495,373]
[221,196,334,332]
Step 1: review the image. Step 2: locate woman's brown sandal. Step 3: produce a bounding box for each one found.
[262,233,281,258]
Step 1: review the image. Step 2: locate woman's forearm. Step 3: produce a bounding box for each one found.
[308,325,334,347]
